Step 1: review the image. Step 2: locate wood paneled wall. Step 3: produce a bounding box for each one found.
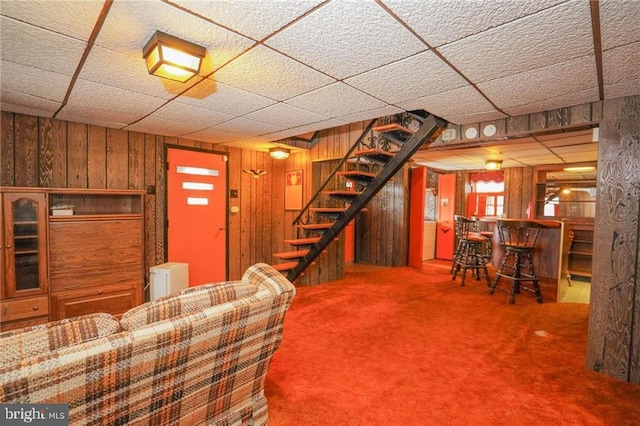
[587,95,640,384]
[0,111,388,285]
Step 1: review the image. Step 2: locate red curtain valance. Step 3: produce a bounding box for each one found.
[470,171,504,183]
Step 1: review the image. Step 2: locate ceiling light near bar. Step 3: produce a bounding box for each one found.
[485,160,502,170]
[563,166,596,172]
[143,31,206,83]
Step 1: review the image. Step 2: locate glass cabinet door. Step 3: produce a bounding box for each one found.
[3,193,48,297]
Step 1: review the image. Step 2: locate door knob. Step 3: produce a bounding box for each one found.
[218,226,224,230]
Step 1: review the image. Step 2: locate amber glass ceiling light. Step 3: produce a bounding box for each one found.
[485,160,502,170]
[143,31,205,83]
[270,147,290,160]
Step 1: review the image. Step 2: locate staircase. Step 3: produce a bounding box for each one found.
[273,111,446,282]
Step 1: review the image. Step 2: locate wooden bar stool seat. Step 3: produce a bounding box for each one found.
[489,220,546,304]
[451,215,491,287]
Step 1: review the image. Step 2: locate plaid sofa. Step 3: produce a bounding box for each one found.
[0,263,296,425]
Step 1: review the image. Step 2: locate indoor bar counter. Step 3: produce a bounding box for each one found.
[480,218,567,299]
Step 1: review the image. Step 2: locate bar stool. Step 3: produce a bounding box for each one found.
[451,215,491,287]
[489,220,546,304]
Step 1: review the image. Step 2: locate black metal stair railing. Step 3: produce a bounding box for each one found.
[284,112,447,282]
[291,119,377,227]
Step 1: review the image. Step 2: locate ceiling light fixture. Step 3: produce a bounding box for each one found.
[485,160,502,170]
[563,166,596,172]
[269,147,290,160]
[143,31,206,83]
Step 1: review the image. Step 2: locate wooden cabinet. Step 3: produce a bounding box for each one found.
[567,222,594,281]
[1,191,49,330]
[47,189,145,321]
[1,187,145,329]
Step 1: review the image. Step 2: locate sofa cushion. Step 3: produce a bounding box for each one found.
[0,312,120,368]
[120,280,258,331]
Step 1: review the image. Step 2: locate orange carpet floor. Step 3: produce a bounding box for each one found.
[265,260,640,425]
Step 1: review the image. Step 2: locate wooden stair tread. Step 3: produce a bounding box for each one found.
[272,262,299,272]
[274,250,309,260]
[310,207,347,212]
[284,237,321,246]
[297,223,334,230]
[336,171,377,178]
[353,148,395,158]
[373,123,415,135]
[323,190,361,196]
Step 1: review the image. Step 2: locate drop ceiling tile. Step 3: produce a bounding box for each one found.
[286,82,387,118]
[244,103,328,128]
[265,0,426,80]
[397,85,498,123]
[492,142,544,152]
[0,60,71,102]
[603,42,640,88]
[211,116,284,136]
[1,17,87,75]
[551,143,599,154]
[603,78,640,100]
[265,119,349,142]
[78,46,200,99]
[214,45,334,101]
[384,0,565,47]
[123,116,208,137]
[0,89,60,117]
[559,153,599,163]
[345,50,467,104]
[0,0,104,40]
[55,104,132,128]
[438,0,593,83]
[479,55,597,108]
[171,0,324,41]
[600,0,640,50]
[53,111,128,130]
[64,79,166,122]
[501,88,600,117]
[151,102,234,126]
[182,127,249,144]
[335,105,404,125]
[94,0,254,74]
[178,80,277,116]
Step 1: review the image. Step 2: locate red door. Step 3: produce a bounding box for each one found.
[436,173,456,260]
[408,166,427,267]
[167,148,227,286]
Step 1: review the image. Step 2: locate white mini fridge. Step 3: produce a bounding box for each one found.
[149,262,189,301]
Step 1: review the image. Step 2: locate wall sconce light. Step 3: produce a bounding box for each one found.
[143,31,206,83]
[485,160,503,170]
[269,147,290,160]
[563,166,595,172]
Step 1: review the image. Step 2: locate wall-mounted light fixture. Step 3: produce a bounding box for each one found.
[485,160,503,170]
[243,169,268,179]
[269,147,290,160]
[143,31,206,83]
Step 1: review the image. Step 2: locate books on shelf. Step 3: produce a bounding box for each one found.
[51,204,76,216]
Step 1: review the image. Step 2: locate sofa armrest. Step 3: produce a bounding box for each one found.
[242,263,297,297]
[0,313,120,369]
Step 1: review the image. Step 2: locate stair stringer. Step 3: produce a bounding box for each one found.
[286,114,447,282]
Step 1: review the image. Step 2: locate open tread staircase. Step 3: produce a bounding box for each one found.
[272,111,446,282]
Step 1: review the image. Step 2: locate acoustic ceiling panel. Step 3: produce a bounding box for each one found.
[438,0,593,83]
[383,0,566,47]
[213,45,334,101]
[344,50,468,104]
[265,0,426,80]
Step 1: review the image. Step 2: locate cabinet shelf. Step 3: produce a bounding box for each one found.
[50,213,142,222]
